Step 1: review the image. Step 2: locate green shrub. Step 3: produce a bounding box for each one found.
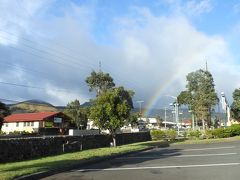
[0,131,6,135]
[211,128,231,138]
[205,130,214,139]
[229,124,240,136]
[182,131,187,138]
[8,131,22,135]
[150,130,166,140]
[188,130,201,139]
[165,129,177,140]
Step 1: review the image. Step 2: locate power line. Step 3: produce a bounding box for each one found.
[0,30,95,70]
[0,81,72,93]
[0,60,47,76]
[0,28,143,94]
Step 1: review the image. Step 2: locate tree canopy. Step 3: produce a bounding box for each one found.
[85,70,115,96]
[0,101,10,130]
[64,100,88,130]
[231,88,240,120]
[178,69,218,130]
[90,87,134,146]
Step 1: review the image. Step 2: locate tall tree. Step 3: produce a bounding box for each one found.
[178,69,218,130]
[90,87,134,147]
[126,113,138,128]
[85,70,115,96]
[0,101,10,130]
[231,88,240,120]
[64,100,88,130]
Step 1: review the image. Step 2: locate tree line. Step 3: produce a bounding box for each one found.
[2,68,240,145]
[178,69,240,130]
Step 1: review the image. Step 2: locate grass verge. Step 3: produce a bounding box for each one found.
[171,135,240,145]
[0,141,166,180]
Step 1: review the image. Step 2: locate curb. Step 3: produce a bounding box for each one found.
[15,146,161,180]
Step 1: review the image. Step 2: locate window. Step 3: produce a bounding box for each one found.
[31,122,34,126]
[6,123,8,127]
[16,122,19,127]
[24,122,26,127]
[27,122,30,126]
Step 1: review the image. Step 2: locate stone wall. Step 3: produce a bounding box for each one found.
[0,132,151,163]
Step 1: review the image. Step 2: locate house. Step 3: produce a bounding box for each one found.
[2,112,70,134]
[181,119,192,128]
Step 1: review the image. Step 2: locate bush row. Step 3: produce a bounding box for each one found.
[150,124,240,140]
[205,124,240,139]
[150,129,177,140]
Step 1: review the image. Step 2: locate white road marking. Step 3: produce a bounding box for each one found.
[182,146,235,151]
[116,153,237,159]
[177,153,237,157]
[76,162,240,172]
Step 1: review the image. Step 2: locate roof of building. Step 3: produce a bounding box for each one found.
[4,112,63,122]
[182,119,192,125]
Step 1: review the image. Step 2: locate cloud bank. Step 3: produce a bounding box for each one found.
[0,0,239,109]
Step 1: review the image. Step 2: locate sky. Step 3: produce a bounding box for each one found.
[0,0,240,110]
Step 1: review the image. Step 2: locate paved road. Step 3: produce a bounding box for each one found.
[42,141,240,180]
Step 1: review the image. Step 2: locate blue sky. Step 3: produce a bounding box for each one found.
[0,0,240,109]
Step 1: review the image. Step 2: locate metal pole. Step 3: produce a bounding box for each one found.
[164,107,167,129]
[165,95,179,136]
[137,100,144,119]
[176,100,179,136]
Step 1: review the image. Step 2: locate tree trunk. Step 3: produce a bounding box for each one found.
[202,119,205,131]
[112,132,117,147]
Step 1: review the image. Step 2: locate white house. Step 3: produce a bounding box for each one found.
[2,112,70,134]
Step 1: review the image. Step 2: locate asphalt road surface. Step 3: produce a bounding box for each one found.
[42,141,240,180]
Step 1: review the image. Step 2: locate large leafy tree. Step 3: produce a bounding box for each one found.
[231,88,240,120]
[178,69,218,130]
[90,87,134,147]
[125,113,138,128]
[0,101,11,130]
[64,100,88,130]
[85,70,115,96]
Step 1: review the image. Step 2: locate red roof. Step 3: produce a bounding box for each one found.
[4,112,61,122]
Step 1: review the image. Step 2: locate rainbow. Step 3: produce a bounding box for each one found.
[144,72,181,116]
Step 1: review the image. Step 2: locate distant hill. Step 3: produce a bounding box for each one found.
[10,99,58,114]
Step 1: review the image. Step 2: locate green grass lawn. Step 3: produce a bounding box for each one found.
[0,141,166,180]
[171,135,240,145]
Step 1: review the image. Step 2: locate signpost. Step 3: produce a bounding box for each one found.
[54,117,62,123]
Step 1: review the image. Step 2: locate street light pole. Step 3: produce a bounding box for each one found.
[166,95,179,136]
[164,107,167,129]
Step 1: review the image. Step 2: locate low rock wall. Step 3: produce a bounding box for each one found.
[0,132,151,163]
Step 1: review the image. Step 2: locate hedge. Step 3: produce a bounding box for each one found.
[150,129,177,140]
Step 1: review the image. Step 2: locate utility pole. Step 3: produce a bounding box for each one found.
[165,95,179,136]
[175,99,179,135]
[164,107,167,129]
[136,100,144,119]
[99,61,102,73]
[221,92,230,127]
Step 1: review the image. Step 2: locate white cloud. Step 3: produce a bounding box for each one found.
[0,0,51,45]
[160,0,213,17]
[112,8,237,106]
[0,1,238,108]
[184,0,213,16]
